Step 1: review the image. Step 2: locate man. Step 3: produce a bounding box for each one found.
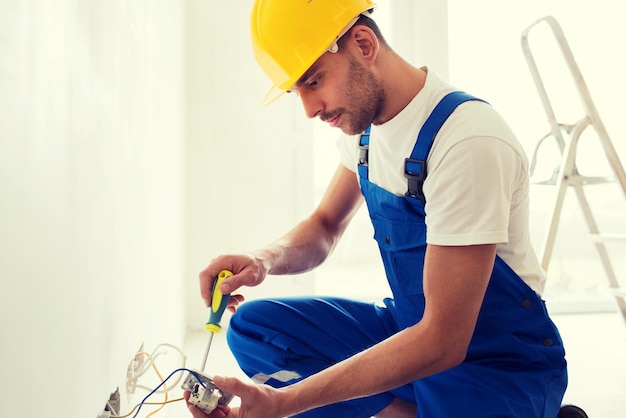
[187,1,573,417]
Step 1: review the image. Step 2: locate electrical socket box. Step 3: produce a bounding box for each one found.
[97,387,120,417]
[126,343,145,394]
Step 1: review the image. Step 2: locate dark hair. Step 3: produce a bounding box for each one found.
[338,13,389,50]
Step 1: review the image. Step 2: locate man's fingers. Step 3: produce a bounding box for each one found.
[227,294,245,313]
[184,390,232,418]
[213,375,249,397]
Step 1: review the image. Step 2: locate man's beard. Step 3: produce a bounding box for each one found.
[322,57,386,135]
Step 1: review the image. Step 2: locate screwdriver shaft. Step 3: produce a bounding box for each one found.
[200,332,215,372]
[200,270,232,373]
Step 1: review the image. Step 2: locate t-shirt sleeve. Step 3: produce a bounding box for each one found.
[423,136,525,246]
[336,133,359,173]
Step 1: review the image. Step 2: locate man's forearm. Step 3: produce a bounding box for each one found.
[253,213,339,276]
[270,244,495,417]
[273,322,456,417]
[254,164,362,277]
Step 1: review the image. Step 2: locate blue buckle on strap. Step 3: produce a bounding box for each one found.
[404,91,487,203]
[404,158,426,201]
[359,126,371,166]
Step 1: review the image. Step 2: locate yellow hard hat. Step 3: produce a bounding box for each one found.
[250,0,376,105]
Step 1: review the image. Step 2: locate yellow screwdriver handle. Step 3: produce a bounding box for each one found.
[205,270,232,333]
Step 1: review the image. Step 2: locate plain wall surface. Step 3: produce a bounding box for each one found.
[0,1,185,416]
[183,0,317,332]
[0,1,318,416]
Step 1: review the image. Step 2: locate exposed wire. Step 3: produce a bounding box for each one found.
[110,398,185,418]
[113,368,206,418]
[110,399,185,418]
[126,343,187,395]
[144,356,168,418]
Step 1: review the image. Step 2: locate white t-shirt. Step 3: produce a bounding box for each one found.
[337,69,546,295]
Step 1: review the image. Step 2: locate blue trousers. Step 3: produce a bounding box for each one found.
[226,296,567,417]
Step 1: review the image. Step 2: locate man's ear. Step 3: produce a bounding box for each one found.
[350,26,379,64]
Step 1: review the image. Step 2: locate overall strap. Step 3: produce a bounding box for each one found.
[357,125,371,180]
[357,91,487,196]
[405,91,487,203]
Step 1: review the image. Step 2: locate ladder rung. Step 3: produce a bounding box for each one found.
[531,174,616,186]
[575,175,616,185]
[590,233,626,243]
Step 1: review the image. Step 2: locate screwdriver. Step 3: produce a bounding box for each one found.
[200,269,232,372]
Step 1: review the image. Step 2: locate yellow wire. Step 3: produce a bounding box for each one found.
[111,402,140,418]
[110,398,184,418]
[113,352,184,418]
[144,360,168,418]
[146,398,184,406]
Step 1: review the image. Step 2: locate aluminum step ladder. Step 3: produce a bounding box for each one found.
[521,15,626,325]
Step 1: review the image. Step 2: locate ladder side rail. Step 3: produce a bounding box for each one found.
[537,16,626,194]
[572,181,623,291]
[521,20,567,154]
[539,118,590,271]
[567,123,626,322]
[568,122,621,289]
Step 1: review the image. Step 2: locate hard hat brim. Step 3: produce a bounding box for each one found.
[261,84,288,107]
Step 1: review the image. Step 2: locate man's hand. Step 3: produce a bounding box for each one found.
[198,253,269,311]
[185,376,288,418]
[184,390,239,418]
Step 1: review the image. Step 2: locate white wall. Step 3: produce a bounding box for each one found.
[0,1,185,416]
[390,0,449,78]
[0,2,318,416]
[183,1,316,331]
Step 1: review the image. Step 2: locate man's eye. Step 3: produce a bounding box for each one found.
[307,77,319,88]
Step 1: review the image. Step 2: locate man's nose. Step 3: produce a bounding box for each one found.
[299,91,323,119]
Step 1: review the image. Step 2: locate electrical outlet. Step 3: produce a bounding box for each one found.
[108,387,121,414]
[126,343,145,394]
[97,387,120,417]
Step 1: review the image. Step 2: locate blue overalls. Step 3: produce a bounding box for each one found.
[227,92,568,417]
